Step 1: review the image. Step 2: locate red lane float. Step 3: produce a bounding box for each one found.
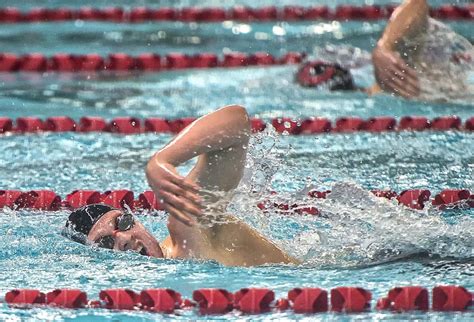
[140,289,182,313]
[16,117,44,133]
[78,117,107,132]
[466,117,474,131]
[288,288,328,313]
[192,289,234,314]
[0,53,19,71]
[5,289,46,306]
[432,286,472,311]
[1,6,472,24]
[167,117,196,133]
[0,190,22,209]
[330,287,371,312]
[431,116,462,130]
[334,117,364,132]
[46,289,88,309]
[20,53,48,72]
[0,190,61,210]
[44,116,76,132]
[234,288,274,313]
[432,190,473,208]
[99,289,139,310]
[397,190,431,210]
[3,115,473,136]
[26,190,61,210]
[1,189,473,211]
[398,116,431,131]
[250,118,266,133]
[4,286,473,314]
[377,286,429,311]
[0,117,13,133]
[64,190,102,208]
[49,54,78,72]
[80,54,105,71]
[192,53,218,68]
[144,118,171,133]
[100,190,134,209]
[106,117,142,134]
[135,191,164,210]
[0,51,298,73]
[362,117,396,132]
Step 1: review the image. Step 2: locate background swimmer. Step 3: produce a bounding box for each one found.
[64,105,297,267]
[299,0,473,102]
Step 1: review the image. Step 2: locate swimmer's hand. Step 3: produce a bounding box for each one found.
[146,160,202,226]
[372,45,420,99]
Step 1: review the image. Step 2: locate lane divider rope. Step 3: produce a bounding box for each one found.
[4,286,472,314]
[0,116,473,135]
[0,5,472,23]
[0,51,303,73]
[0,189,472,212]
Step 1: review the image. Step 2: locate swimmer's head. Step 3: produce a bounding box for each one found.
[296,61,356,91]
[63,204,163,258]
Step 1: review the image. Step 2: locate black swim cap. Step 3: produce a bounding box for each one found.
[63,204,116,245]
[296,61,356,91]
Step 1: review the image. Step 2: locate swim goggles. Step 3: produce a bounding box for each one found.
[95,211,135,250]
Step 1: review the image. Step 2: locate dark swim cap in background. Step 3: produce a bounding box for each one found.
[63,204,116,244]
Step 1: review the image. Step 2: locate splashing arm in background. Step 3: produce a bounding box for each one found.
[371,0,428,98]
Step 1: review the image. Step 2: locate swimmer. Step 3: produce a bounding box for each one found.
[299,0,473,100]
[63,105,298,267]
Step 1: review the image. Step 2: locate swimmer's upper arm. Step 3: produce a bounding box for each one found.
[378,0,429,50]
[153,105,251,191]
[183,105,251,192]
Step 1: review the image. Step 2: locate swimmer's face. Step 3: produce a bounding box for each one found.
[87,210,164,258]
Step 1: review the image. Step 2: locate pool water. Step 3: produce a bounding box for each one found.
[0,0,473,320]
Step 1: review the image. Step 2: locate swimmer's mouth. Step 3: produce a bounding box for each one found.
[137,245,148,256]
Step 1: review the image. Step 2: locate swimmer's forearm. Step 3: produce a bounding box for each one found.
[378,0,428,50]
[150,105,251,166]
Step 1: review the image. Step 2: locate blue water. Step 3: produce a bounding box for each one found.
[0,0,473,320]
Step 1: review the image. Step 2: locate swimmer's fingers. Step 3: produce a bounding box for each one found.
[164,170,200,192]
[393,62,420,95]
[160,190,203,218]
[379,62,419,98]
[390,65,420,98]
[163,203,195,227]
[154,161,201,192]
[158,180,202,206]
[390,75,419,98]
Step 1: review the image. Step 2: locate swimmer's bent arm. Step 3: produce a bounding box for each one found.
[146,104,251,226]
[372,0,428,98]
[146,105,297,265]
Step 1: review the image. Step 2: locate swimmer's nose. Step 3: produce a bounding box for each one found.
[113,231,137,251]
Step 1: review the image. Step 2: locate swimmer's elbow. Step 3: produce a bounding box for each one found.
[220,104,251,133]
[403,0,429,21]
